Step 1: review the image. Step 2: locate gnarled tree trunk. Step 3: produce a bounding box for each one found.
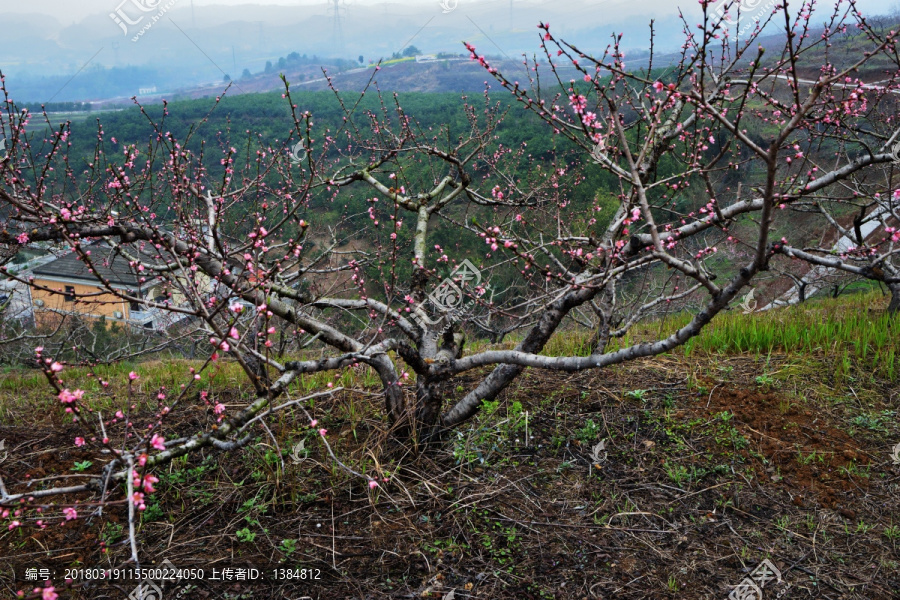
[888,284,900,314]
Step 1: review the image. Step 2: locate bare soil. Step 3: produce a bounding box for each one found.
[1,353,899,599]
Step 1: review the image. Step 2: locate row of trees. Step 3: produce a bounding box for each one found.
[0,0,898,576]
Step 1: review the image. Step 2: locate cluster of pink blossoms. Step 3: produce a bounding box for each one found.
[57,389,84,404]
[131,473,159,510]
[17,586,58,600]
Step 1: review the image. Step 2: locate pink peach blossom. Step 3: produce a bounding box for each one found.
[32,588,58,600]
[150,434,166,451]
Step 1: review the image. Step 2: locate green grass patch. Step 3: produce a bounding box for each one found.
[534,291,897,382]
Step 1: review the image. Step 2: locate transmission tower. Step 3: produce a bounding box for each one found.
[330,0,347,56]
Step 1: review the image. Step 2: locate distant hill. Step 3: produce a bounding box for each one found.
[84,55,580,107]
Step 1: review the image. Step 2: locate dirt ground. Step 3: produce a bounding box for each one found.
[1,353,898,599]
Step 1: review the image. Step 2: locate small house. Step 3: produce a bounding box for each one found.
[30,244,185,330]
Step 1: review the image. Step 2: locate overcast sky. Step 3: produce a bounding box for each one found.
[6,0,899,21]
[3,0,899,101]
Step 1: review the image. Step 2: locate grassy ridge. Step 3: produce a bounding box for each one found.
[682,296,896,381]
[541,291,896,381]
[0,291,894,423]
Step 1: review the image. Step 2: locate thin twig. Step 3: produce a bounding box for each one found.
[126,456,140,569]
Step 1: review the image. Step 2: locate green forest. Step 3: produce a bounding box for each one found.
[39,88,627,283]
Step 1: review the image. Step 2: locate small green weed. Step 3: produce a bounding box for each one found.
[755,373,776,387]
[279,539,298,556]
[100,522,124,545]
[575,419,602,444]
[235,527,256,543]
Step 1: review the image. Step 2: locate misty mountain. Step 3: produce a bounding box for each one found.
[0,0,686,103]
